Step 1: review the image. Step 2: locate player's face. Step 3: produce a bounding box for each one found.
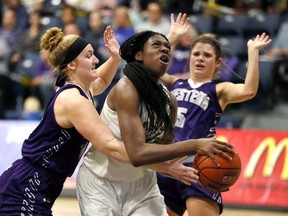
[141,34,171,79]
[189,42,220,81]
[73,44,99,82]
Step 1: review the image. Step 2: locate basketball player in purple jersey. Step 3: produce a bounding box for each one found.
[159,32,272,216]
[0,26,133,215]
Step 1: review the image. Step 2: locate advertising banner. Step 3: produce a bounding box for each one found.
[217,128,288,208]
[0,120,79,191]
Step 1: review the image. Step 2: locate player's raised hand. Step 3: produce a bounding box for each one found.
[167,13,190,45]
[247,32,272,50]
[104,25,120,59]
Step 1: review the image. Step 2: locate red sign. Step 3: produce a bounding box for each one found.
[217,128,288,208]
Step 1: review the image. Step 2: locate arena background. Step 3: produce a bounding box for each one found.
[1,0,288,215]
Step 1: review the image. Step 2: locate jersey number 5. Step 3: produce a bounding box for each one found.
[175,107,187,128]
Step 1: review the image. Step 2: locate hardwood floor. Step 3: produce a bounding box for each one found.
[52,196,288,216]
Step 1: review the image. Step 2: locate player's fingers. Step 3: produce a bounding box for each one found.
[176,12,183,23]
[181,172,199,185]
[180,179,191,186]
[188,170,199,182]
[214,150,233,162]
[170,13,175,23]
[173,156,188,164]
[214,139,234,148]
[259,32,267,39]
[184,166,198,174]
[209,154,221,167]
[214,140,236,155]
[180,13,187,24]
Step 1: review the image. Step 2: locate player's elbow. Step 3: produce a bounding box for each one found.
[129,156,144,167]
[245,89,257,99]
[130,161,142,167]
[240,87,258,100]
[128,151,152,167]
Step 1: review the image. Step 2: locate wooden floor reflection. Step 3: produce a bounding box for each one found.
[52,196,288,216]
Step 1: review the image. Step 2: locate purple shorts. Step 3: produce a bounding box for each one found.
[157,162,223,215]
[0,158,65,215]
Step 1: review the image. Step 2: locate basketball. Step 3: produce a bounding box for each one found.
[193,152,241,192]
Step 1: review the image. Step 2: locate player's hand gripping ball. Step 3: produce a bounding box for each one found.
[193,151,241,193]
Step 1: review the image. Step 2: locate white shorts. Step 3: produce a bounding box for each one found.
[76,164,168,216]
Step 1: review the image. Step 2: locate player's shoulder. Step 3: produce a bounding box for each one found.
[56,87,86,107]
[116,76,133,87]
[111,77,139,101]
[172,78,190,88]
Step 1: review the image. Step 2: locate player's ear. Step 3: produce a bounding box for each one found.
[135,51,143,61]
[216,57,222,68]
[67,61,76,70]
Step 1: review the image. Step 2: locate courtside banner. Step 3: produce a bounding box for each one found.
[0,120,38,172]
[0,120,80,191]
[217,128,288,208]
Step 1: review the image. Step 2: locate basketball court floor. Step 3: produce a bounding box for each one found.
[52,196,288,216]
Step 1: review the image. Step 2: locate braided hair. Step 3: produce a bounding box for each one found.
[120,31,175,141]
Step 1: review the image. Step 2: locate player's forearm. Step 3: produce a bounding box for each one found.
[243,48,260,98]
[129,140,200,167]
[96,56,121,86]
[166,31,179,46]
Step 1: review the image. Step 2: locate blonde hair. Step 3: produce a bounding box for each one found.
[40,27,78,70]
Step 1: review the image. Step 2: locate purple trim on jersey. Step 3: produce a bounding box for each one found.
[0,84,90,214]
[157,79,224,214]
[22,84,90,177]
[172,78,222,141]
[0,159,62,215]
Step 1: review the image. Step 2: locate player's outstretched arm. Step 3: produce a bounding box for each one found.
[91,26,121,96]
[218,32,272,109]
[166,12,190,45]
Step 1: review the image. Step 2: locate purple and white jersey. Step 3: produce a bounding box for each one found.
[171,78,222,153]
[22,83,90,177]
[157,78,224,215]
[0,84,91,215]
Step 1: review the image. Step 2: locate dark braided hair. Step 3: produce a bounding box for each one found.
[120,31,175,139]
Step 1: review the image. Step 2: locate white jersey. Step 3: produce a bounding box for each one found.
[82,98,148,181]
[77,82,171,215]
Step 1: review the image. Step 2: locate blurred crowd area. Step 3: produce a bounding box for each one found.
[0,0,288,123]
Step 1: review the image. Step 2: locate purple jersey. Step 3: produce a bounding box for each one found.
[157,78,224,215]
[172,78,222,142]
[22,83,89,177]
[0,83,90,215]
[22,84,88,176]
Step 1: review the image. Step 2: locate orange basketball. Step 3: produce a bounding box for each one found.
[193,152,241,192]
